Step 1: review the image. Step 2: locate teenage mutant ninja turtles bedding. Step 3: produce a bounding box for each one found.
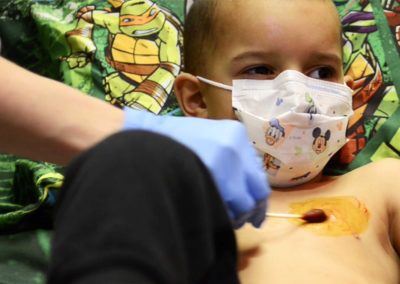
[327,0,400,174]
[0,0,399,283]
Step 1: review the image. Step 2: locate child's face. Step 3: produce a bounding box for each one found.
[198,0,344,119]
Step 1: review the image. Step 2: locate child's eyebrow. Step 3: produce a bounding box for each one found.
[231,51,276,62]
[231,51,342,66]
[309,52,342,66]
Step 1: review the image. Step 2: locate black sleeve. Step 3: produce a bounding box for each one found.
[47,130,239,284]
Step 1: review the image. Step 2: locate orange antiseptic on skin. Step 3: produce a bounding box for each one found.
[289,196,369,237]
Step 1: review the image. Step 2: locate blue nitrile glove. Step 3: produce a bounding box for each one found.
[123,108,271,228]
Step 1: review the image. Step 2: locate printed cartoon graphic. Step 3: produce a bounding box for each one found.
[265,119,285,146]
[291,171,311,182]
[64,0,183,113]
[327,0,400,172]
[384,0,400,49]
[305,93,318,116]
[263,154,281,176]
[312,127,331,154]
[338,2,385,164]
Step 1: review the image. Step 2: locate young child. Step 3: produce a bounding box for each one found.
[174,0,400,283]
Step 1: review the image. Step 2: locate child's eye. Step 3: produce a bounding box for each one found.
[308,67,335,80]
[241,66,275,79]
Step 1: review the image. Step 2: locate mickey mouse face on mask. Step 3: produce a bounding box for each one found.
[312,127,331,154]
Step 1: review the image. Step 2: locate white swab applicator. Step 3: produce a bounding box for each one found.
[265,209,328,223]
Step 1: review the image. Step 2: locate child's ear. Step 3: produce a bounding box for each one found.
[344,75,355,90]
[174,73,208,118]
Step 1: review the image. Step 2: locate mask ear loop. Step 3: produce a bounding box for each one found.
[196,76,233,91]
[196,76,238,115]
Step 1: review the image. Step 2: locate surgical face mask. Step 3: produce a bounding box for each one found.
[197,70,353,187]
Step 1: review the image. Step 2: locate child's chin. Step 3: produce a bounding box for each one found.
[235,223,268,252]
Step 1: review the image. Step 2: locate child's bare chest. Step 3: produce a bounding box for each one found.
[236,175,399,284]
[238,227,398,284]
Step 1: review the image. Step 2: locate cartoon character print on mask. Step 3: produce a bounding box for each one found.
[265,119,285,146]
[197,70,353,187]
[291,171,312,182]
[263,153,282,176]
[305,93,318,119]
[312,127,331,154]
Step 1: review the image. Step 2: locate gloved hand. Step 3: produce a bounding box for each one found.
[123,108,271,228]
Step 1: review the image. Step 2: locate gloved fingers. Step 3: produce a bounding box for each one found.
[226,206,251,229]
[232,199,267,228]
[225,179,256,228]
[217,125,269,228]
[244,168,269,228]
[241,142,270,199]
[236,145,269,228]
[245,159,270,201]
[226,192,255,217]
[227,208,235,220]
[247,200,267,228]
[232,210,253,229]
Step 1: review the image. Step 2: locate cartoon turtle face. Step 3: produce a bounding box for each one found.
[119,0,166,37]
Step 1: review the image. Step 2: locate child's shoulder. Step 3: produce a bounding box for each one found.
[356,158,400,175]
[325,158,400,192]
[347,158,400,193]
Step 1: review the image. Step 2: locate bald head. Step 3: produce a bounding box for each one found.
[184,0,342,75]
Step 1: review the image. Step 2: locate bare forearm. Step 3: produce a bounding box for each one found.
[0,57,124,165]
